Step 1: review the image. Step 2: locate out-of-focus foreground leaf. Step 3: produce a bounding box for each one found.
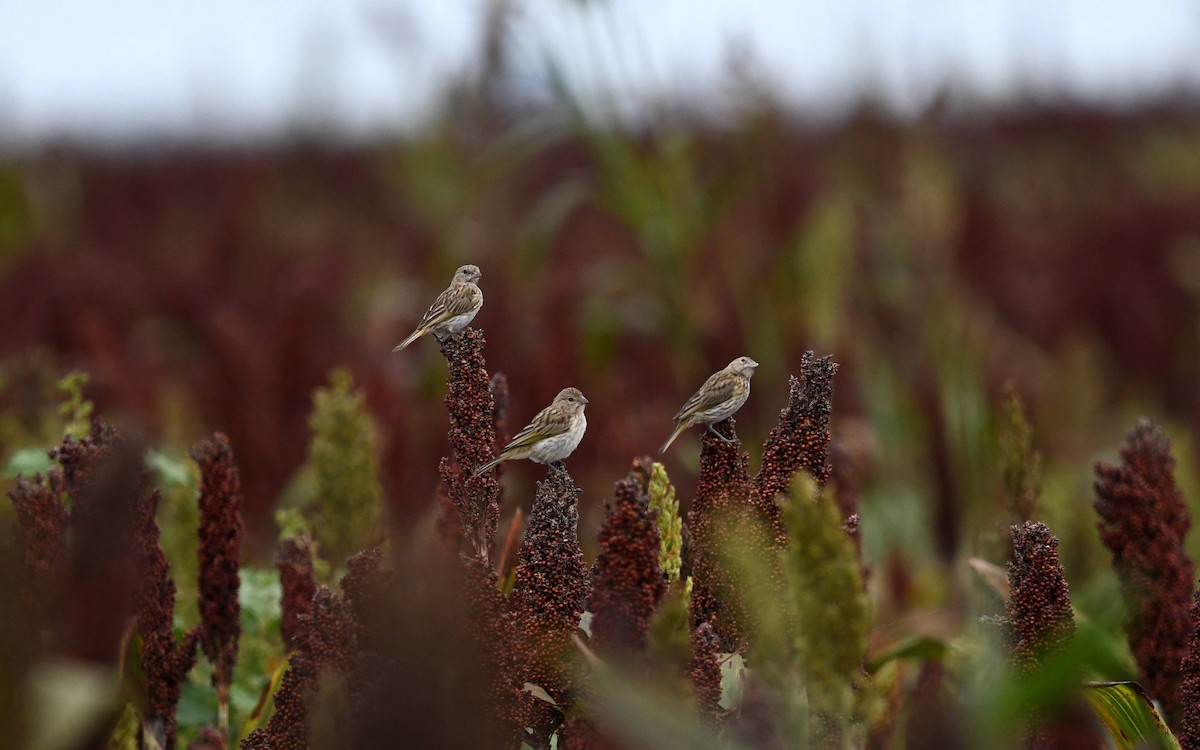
[28,659,120,750]
[3,447,54,478]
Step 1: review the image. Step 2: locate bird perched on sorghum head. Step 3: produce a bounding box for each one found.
[392,264,483,351]
[660,356,759,453]
[475,387,589,475]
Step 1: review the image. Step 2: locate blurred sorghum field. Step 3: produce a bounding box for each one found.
[3,102,1200,748]
[2,107,1199,536]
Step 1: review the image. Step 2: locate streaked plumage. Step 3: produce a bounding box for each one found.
[660,356,759,453]
[475,387,589,475]
[393,264,483,351]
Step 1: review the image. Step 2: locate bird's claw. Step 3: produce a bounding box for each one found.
[707,425,736,444]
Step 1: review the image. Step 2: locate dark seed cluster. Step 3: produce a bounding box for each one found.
[687,418,789,653]
[1006,521,1076,673]
[687,419,755,649]
[1179,592,1200,750]
[509,468,591,742]
[136,488,200,750]
[192,432,245,700]
[754,352,838,502]
[587,462,668,655]
[689,621,724,723]
[437,328,503,560]
[276,536,316,653]
[7,473,68,613]
[1093,419,1194,722]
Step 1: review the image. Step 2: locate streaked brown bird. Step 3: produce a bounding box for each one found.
[475,387,589,475]
[392,264,483,351]
[660,356,759,453]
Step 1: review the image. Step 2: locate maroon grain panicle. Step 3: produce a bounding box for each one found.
[7,473,68,611]
[192,432,244,698]
[436,328,503,561]
[240,585,357,750]
[61,432,144,665]
[1094,419,1194,723]
[687,420,778,651]
[340,547,386,651]
[687,419,750,647]
[1179,590,1200,749]
[754,351,838,500]
[748,352,838,549]
[689,621,725,723]
[508,467,591,743]
[136,488,200,750]
[587,462,668,655]
[461,554,526,747]
[1006,521,1076,673]
[51,421,120,503]
[276,536,316,653]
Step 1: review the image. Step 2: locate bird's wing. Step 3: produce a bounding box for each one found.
[505,405,572,450]
[419,283,480,327]
[673,371,740,422]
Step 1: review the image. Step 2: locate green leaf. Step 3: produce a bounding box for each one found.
[239,656,291,739]
[968,557,1011,601]
[145,450,195,489]
[867,636,948,673]
[239,568,283,626]
[498,565,517,595]
[522,683,559,707]
[718,653,745,710]
[1083,682,1181,750]
[4,447,54,478]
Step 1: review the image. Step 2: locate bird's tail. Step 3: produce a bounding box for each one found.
[659,422,688,454]
[392,327,427,352]
[474,454,504,476]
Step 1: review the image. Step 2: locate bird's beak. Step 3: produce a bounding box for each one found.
[581,395,590,404]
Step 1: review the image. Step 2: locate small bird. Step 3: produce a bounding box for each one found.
[660,356,759,453]
[392,264,483,351]
[475,387,589,475]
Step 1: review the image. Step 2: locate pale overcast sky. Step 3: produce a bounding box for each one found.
[1,0,1199,144]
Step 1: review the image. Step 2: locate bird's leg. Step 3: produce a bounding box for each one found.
[550,461,566,475]
[706,423,737,444]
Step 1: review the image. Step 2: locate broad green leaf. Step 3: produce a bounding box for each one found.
[1083,681,1181,750]
[4,447,54,478]
[107,702,140,750]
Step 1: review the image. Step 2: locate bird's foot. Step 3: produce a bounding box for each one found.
[550,461,567,475]
[706,424,737,444]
